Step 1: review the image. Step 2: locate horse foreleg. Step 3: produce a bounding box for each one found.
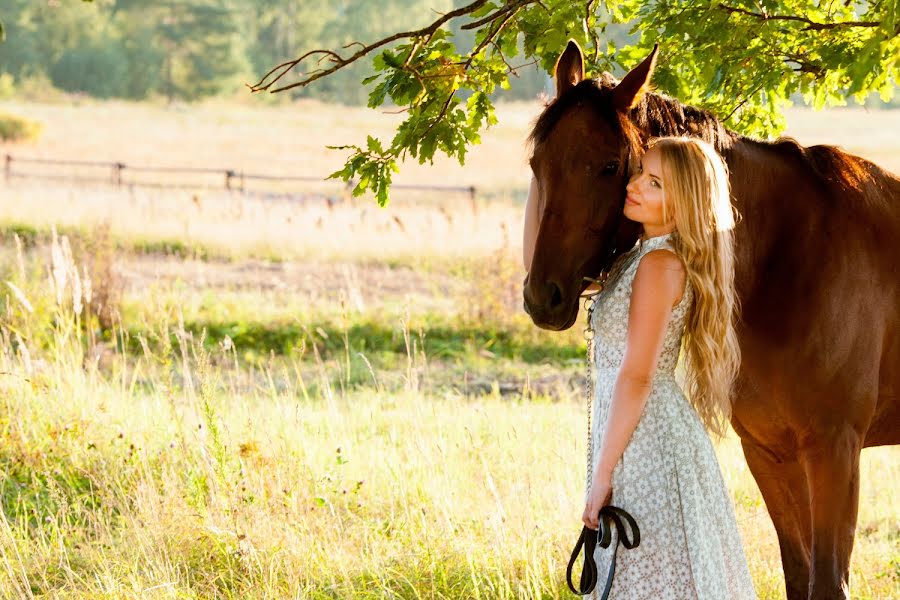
[799,427,862,600]
[741,439,811,600]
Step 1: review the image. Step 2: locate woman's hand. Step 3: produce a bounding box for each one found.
[582,471,613,530]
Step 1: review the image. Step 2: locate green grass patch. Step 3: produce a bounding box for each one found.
[0,221,218,259]
[0,222,87,247]
[0,444,107,534]
[0,112,42,142]
[122,313,584,367]
[129,238,211,260]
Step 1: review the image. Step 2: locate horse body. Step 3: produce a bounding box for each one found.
[725,140,899,598]
[525,42,899,600]
[725,139,900,449]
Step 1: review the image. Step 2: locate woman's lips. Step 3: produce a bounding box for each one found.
[625,196,639,206]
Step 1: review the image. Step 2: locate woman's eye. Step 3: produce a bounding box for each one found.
[650,180,660,188]
[601,161,619,176]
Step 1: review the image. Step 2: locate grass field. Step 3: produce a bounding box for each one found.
[0,99,897,599]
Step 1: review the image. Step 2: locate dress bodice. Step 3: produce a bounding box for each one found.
[590,232,692,380]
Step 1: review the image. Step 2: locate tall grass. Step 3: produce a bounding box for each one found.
[0,230,896,599]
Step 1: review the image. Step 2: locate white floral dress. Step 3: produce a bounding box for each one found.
[584,232,757,599]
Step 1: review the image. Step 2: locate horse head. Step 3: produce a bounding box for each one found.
[523,41,659,330]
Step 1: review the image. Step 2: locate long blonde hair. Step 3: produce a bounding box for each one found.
[651,136,742,439]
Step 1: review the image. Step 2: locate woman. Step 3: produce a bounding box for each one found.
[524,137,756,598]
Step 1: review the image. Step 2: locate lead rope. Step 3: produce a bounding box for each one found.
[583,291,598,492]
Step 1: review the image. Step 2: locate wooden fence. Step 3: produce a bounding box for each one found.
[3,154,478,205]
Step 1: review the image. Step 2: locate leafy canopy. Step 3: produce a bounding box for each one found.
[250,0,899,206]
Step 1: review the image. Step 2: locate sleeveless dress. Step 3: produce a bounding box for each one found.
[584,231,757,600]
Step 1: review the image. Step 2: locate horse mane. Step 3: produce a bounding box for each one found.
[629,87,735,154]
[528,78,897,215]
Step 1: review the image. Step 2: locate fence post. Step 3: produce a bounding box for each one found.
[344,178,355,203]
[4,155,11,183]
[225,169,234,191]
[468,185,478,216]
[112,162,125,186]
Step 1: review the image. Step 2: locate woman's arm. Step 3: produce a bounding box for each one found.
[523,176,539,271]
[593,249,686,480]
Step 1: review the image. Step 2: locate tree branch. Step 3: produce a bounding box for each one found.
[781,52,826,77]
[722,79,767,122]
[415,4,523,146]
[718,4,881,31]
[248,0,491,94]
[464,3,523,69]
[585,0,600,64]
[461,0,537,30]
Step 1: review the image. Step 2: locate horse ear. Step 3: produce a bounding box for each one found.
[612,44,659,110]
[554,40,584,97]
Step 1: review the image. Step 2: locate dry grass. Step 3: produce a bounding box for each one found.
[0,180,520,264]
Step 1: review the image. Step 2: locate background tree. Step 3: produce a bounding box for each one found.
[0,0,249,102]
[248,0,899,205]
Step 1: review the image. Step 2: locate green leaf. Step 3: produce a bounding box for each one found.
[366,135,383,154]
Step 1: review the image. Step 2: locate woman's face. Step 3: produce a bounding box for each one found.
[624,146,675,230]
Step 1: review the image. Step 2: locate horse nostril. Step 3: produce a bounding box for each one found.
[548,281,563,309]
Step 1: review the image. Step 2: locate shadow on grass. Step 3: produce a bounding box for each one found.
[123,317,583,367]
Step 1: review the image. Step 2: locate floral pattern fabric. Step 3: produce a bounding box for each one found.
[584,232,757,600]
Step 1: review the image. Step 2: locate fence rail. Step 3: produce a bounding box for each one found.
[3,154,477,204]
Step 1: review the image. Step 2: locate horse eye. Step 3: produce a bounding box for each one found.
[601,161,619,176]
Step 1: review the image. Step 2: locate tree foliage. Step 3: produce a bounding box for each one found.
[249,0,899,206]
[0,0,248,101]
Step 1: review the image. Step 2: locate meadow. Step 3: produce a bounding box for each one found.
[0,99,896,599]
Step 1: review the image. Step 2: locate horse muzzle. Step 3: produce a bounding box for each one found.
[523,274,579,331]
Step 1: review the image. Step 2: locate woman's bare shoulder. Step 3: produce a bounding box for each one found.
[633,249,686,308]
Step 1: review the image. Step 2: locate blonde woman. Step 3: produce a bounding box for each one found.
[525,137,757,598]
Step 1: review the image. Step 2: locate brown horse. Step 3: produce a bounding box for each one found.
[524,41,899,600]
